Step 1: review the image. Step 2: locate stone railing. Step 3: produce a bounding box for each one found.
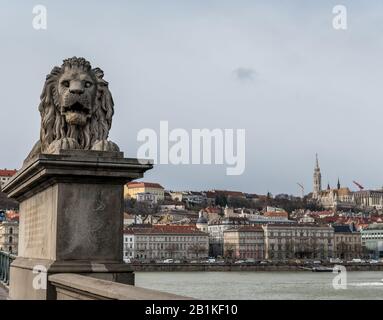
[0,251,16,286]
[48,273,192,300]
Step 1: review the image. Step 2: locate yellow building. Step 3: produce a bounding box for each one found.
[124,182,164,201]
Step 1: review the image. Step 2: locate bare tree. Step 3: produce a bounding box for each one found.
[188,243,207,260]
[224,243,235,262]
[165,243,178,259]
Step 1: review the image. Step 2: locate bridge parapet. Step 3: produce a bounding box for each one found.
[48,273,191,300]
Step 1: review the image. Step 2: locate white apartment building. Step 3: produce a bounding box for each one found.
[123,225,209,262]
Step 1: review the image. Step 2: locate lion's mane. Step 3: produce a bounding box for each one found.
[38,57,114,153]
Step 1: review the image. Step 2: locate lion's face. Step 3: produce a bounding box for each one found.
[57,66,97,126]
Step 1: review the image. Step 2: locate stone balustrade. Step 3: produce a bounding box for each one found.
[48,273,191,300]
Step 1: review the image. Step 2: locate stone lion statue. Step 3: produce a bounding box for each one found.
[25,57,119,163]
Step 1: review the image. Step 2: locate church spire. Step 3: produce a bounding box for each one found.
[315,153,319,169]
[337,178,340,190]
[313,153,322,198]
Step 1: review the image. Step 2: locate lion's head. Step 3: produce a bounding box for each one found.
[38,57,115,153]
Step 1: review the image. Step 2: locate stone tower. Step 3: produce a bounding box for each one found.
[313,153,321,198]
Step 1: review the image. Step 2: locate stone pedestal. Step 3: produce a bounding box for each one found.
[2,150,152,300]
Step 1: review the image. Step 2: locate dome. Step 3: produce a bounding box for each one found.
[197,215,208,224]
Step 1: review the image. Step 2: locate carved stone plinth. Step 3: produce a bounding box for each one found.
[2,150,152,300]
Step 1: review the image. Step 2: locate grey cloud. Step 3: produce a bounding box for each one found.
[233,67,256,81]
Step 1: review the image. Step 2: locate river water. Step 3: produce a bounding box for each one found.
[135,271,383,299]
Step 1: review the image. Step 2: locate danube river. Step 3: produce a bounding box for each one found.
[136,271,383,299]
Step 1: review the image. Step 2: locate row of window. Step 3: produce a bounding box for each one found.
[124,236,207,242]
[132,243,207,250]
[268,231,332,237]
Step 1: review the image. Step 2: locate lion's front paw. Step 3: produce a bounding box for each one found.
[91,140,120,152]
[46,138,81,154]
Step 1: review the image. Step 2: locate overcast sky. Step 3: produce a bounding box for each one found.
[1,1,383,195]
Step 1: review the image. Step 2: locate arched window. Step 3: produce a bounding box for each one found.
[9,236,12,243]
[9,227,13,234]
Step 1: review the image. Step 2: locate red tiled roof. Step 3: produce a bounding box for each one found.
[224,226,263,233]
[126,182,164,189]
[0,169,17,177]
[214,190,245,197]
[264,211,289,218]
[204,206,221,214]
[206,190,245,198]
[264,223,331,229]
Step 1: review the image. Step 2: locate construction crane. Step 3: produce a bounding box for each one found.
[297,183,304,198]
[352,180,364,190]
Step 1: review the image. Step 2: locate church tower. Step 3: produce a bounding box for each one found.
[313,153,322,198]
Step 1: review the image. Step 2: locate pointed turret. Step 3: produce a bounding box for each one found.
[313,153,322,198]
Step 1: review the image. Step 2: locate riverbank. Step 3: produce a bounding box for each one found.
[131,263,383,272]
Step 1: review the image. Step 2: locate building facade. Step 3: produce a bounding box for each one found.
[208,217,250,257]
[124,182,164,201]
[0,220,18,254]
[333,224,362,260]
[136,192,158,205]
[123,225,208,261]
[353,190,383,210]
[361,223,383,259]
[0,169,17,189]
[262,224,334,260]
[223,226,264,260]
[317,187,355,210]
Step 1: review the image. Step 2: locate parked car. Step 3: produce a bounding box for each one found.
[260,260,269,265]
[330,258,343,264]
[163,258,174,263]
[288,259,301,264]
[369,259,379,264]
[350,258,365,263]
[174,260,181,264]
[207,258,216,263]
[234,260,246,264]
[190,260,198,264]
[313,260,322,265]
[245,258,256,264]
